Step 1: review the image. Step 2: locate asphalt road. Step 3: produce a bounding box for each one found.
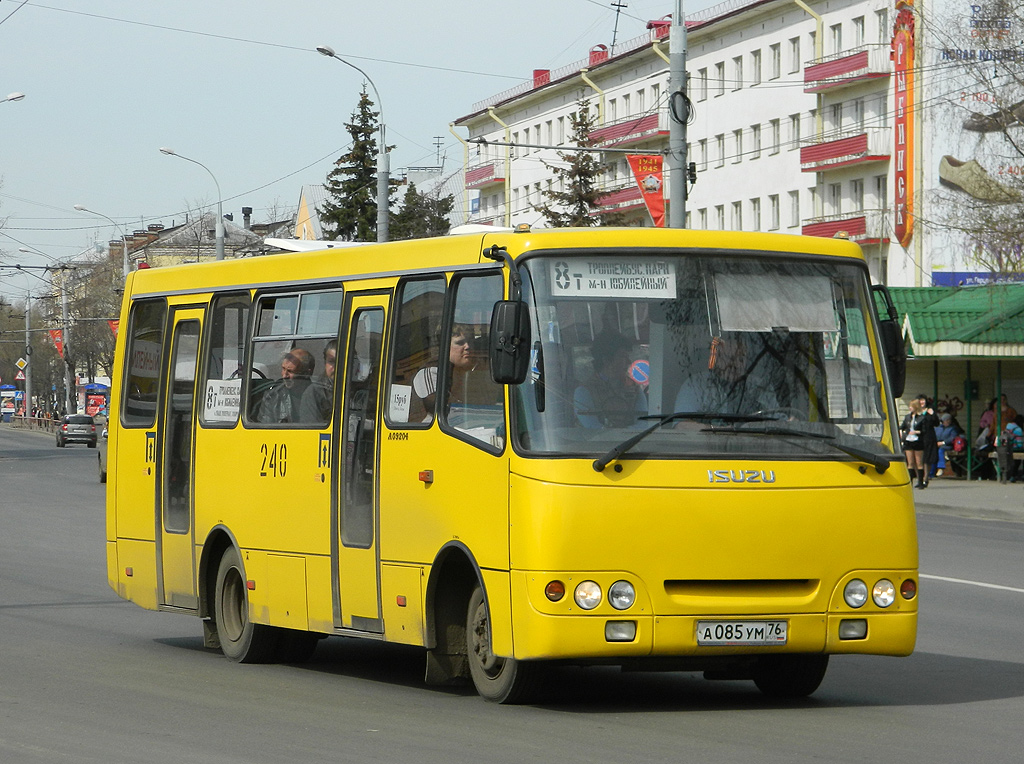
[1,424,1022,763]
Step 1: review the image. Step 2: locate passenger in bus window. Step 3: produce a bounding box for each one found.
[300,340,336,423]
[573,331,647,428]
[258,348,315,424]
[412,323,476,422]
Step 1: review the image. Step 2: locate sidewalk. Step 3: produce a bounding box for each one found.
[913,475,1024,523]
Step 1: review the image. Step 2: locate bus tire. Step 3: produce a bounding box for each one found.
[752,654,829,698]
[213,546,279,664]
[466,584,541,704]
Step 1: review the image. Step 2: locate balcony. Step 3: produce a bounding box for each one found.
[802,208,890,245]
[804,44,891,93]
[800,126,889,172]
[591,112,667,149]
[597,179,645,214]
[465,160,506,190]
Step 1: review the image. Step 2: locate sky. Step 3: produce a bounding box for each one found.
[0,0,720,300]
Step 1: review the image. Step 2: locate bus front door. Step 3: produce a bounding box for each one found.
[157,308,203,610]
[333,296,388,632]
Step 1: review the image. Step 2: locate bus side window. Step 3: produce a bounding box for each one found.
[199,293,251,427]
[121,299,167,428]
[385,276,446,426]
[246,289,342,427]
[441,272,505,449]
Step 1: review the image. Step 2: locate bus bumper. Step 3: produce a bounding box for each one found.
[509,573,916,661]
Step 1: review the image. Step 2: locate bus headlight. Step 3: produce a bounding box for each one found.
[872,579,896,608]
[574,581,602,610]
[844,579,868,608]
[608,580,636,610]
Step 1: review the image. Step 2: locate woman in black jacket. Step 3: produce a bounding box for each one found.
[901,394,939,488]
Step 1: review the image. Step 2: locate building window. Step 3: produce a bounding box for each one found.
[697,68,708,101]
[608,98,616,122]
[751,124,762,159]
[544,120,553,145]
[770,119,781,154]
[732,56,743,90]
[853,16,865,47]
[750,198,761,231]
[751,49,762,86]
[830,103,843,132]
[698,208,708,229]
[731,201,743,230]
[557,117,565,145]
[876,9,889,43]
[733,129,743,163]
[829,182,842,215]
[715,62,726,95]
[769,194,780,230]
[830,23,843,55]
[789,37,801,73]
[789,190,800,228]
[770,43,781,79]
[651,83,660,108]
[715,134,725,167]
[852,179,864,211]
[621,93,630,116]
[715,205,725,230]
[636,89,645,113]
[853,99,865,130]
[789,114,801,149]
[698,138,708,171]
[874,175,888,209]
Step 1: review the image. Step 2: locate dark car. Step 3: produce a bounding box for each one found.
[56,414,97,448]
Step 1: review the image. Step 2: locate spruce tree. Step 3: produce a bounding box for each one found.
[320,88,385,242]
[390,182,454,240]
[533,98,624,227]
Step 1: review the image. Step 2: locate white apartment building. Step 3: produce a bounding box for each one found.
[454,0,1014,288]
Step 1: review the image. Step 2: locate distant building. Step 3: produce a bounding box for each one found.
[452,0,1024,289]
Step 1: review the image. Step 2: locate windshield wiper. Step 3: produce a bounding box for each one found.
[592,412,778,472]
[702,423,891,474]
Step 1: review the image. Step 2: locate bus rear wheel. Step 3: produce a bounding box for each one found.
[466,585,540,703]
[752,654,829,698]
[213,546,279,663]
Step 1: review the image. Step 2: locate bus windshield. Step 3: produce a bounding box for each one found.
[513,251,896,461]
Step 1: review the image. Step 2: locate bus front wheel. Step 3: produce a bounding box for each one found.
[466,585,540,703]
[752,654,829,698]
[213,546,279,663]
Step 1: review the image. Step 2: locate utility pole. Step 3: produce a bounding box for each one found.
[60,280,75,414]
[24,291,32,417]
[612,2,628,46]
[667,0,688,228]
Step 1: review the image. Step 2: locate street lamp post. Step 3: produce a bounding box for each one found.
[159,148,225,260]
[316,45,390,243]
[73,204,131,278]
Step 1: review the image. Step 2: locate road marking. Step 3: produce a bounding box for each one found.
[921,573,1024,594]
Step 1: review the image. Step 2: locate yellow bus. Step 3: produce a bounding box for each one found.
[105,226,917,703]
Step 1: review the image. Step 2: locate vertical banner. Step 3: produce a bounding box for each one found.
[48,329,64,358]
[891,1,916,248]
[107,319,120,337]
[627,154,666,227]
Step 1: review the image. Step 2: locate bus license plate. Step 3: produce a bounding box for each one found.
[696,620,788,646]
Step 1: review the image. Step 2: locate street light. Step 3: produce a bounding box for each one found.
[159,147,225,260]
[316,44,390,243]
[1,92,25,104]
[73,204,131,277]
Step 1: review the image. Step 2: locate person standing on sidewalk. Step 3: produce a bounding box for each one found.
[901,395,939,488]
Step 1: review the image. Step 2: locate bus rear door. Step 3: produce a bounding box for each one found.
[157,307,203,610]
[333,294,388,632]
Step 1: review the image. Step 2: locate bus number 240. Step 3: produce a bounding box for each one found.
[260,443,288,478]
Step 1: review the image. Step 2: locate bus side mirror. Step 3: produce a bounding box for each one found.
[878,318,906,398]
[489,300,531,384]
[871,284,906,399]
